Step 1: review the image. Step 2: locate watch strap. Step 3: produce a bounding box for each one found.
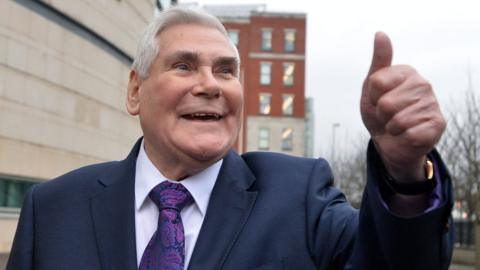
[381,157,437,195]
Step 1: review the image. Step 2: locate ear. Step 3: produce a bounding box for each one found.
[126,70,141,116]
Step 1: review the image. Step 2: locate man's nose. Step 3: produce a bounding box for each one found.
[192,68,221,99]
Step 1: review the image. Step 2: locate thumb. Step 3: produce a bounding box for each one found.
[367,31,393,75]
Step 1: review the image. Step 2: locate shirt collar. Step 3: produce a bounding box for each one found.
[134,139,221,217]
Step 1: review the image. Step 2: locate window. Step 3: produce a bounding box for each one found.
[282,94,294,115]
[283,62,295,86]
[258,128,270,150]
[228,30,239,46]
[260,62,272,85]
[261,28,272,51]
[0,177,37,208]
[281,128,293,151]
[284,29,296,52]
[259,93,271,115]
[156,0,173,10]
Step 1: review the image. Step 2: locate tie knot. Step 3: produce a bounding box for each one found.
[149,181,193,211]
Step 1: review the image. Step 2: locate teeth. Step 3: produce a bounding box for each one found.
[186,113,221,120]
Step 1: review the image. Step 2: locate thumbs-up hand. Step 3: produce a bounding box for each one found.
[360,32,446,183]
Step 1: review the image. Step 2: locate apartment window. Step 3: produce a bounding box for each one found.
[283,62,295,86]
[284,29,296,52]
[282,94,294,115]
[228,30,239,46]
[281,128,293,151]
[261,28,272,51]
[259,93,271,115]
[260,62,272,85]
[0,177,37,208]
[258,128,270,150]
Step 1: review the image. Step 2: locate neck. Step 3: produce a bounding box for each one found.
[142,140,216,181]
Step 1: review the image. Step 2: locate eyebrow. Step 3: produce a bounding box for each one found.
[215,57,239,70]
[164,51,239,69]
[164,51,200,66]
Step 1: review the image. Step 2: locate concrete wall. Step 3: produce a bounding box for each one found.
[0,0,151,255]
[0,211,18,254]
[39,0,154,57]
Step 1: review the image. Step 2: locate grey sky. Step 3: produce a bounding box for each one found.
[179,0,480,157]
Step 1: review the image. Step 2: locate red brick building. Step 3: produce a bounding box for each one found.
[205,5,307,156]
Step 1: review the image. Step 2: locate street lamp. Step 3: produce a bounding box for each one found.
[331,123,340,162]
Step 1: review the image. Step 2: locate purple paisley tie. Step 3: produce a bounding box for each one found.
[139,181,193,270]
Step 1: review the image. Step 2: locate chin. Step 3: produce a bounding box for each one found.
[184,141,231,163]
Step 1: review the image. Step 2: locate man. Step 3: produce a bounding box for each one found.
[7,6,453,270]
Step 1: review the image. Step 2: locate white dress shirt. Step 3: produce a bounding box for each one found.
[134,140,221,269]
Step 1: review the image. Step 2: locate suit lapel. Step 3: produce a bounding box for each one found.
[90,139,141,270]
[188,151,257,270]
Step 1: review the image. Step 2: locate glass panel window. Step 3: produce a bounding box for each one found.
[281,128,293,151]
[282,94,294,115]
[260,62,272,85]
[0,177,37,208]
[228,30,239,46]
[258,127,270,150]
[283,62,295,86]
[261,29,272,51]
[284,29,296,52]
[156,0,173,10]
[259,93,271,115]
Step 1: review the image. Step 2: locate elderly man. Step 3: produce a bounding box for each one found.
[7,6,453,270]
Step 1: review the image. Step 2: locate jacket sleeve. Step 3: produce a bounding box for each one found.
[305,157,359,269]
[347,143,454,270]
[306,143,454,270]
[6,185,36,270]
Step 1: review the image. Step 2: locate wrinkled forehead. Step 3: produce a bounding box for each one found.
[156,23,240,63]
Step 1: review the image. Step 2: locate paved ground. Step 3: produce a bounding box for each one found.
[450,264,475,270]
[0,253,7,269]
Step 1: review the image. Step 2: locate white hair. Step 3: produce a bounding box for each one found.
[132,6,240,80]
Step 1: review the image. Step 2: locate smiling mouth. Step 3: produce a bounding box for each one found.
[182,113,223,121]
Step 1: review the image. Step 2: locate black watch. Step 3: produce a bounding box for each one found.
[382,158,436,195]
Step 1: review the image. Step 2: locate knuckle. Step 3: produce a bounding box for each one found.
[415,79,431,91]
[398,65,417,75]
[440,118,447,132]
[388,115,408,134]
[367,73,382,88]
[403,129,425,147]
[408,74,432,90]
[377,96,396,115]
[368,71,390,90]
[434,117,447,134]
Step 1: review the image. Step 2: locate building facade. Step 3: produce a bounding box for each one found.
[205,5,307,156]
[0,0,167,263]
[304,97,315,158]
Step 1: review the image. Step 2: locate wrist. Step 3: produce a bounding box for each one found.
[383,156,426,183]
[382,157,436,195]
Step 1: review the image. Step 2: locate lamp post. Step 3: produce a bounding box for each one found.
[331,123,340,162]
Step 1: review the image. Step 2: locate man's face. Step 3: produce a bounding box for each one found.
[127,24,243,178]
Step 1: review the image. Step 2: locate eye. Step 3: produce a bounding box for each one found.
[173,63,190,71]
[220,67,233,74]
[216,65,236,76]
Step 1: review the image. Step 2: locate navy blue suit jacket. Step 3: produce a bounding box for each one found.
[7,139,453,269]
